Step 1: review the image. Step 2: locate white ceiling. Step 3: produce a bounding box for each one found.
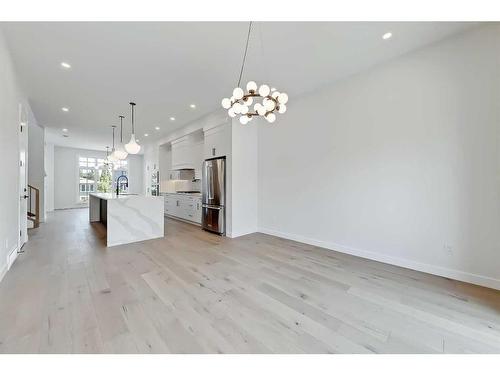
[0,22,476,151]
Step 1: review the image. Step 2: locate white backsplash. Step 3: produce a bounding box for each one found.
[161,179,201,193]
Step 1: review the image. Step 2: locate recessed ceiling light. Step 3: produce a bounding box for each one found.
[382,32,392,40]
[61,62,71,69]
[170,117,175,121]
[155,126,160,130]
[144,133,149,137]
[190,104,196,109]
[61,107,69,112]
[62,128,68,132]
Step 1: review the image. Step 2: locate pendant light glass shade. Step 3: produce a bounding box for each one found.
[125,133,140,154]
[113,115,128,160]
[125,102,141,154]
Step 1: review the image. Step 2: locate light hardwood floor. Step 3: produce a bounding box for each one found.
[1,208,499,353]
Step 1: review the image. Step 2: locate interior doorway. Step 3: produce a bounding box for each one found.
[17,104,28,252]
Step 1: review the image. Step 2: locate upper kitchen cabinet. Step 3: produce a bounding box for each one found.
[171,131,204,171]
[203,121,231,159]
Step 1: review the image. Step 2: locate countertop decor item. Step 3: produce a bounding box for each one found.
[221,21,288,125]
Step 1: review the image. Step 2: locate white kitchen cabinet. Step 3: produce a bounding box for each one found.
[193,141,203,180]
[163,193,201,225]
[171,132,205,171]
[171,136,191,170]
[203,122,231,159]
[164,194,178,216]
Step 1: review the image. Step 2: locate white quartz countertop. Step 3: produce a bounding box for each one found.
[89,193,161,200]
[161,192,201,197]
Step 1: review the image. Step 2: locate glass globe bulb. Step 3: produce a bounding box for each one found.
[244,97,253,106]
[254,103,262,111]
[258,84,270,97]
[278,104,287,114]
[265,113,276,123]
[240,105,249,115]
[233,87,244,100]
[124,134,141,154]
[232,102,242,114]
[271,91,280,99]
[239,116,249,125]
[257,106,267,116]
[264,98,275,111]
[228,108,236,118]
[246,81,258,92]
[278,93,288,104]
[221,98,231,109]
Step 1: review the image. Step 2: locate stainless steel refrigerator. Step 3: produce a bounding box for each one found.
[201,157,225,235]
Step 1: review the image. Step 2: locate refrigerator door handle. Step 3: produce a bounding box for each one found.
[207,164,214,200]
[202,204,222,210]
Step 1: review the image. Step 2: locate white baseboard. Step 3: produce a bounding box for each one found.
[258,227,500,291]
[0,262,6,284]
[7,244,19,270]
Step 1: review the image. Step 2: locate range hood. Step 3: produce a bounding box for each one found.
[168,169,195,180]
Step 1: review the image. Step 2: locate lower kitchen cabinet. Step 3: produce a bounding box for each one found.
[163,193,202,224]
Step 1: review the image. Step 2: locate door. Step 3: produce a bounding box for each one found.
[201,205,225,234]
[19,104,28,248]
[202,158,225,206]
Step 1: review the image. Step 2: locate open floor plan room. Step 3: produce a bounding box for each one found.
[1,15,500,359]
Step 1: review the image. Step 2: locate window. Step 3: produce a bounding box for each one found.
[78,156,129,203]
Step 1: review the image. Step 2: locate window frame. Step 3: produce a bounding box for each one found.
[76,155,129,204]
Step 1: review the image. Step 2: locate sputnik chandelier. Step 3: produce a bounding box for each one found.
[221,22,288,125]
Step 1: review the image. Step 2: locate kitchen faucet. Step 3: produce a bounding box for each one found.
[116,175,129,196]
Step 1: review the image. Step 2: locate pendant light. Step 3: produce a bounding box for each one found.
[104,146,111,164]
[108,126,118,162]
[124,102,141,154]
[221,21,288,125]
[113,115,128,160]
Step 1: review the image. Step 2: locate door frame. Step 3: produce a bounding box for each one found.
[17,103,28,253]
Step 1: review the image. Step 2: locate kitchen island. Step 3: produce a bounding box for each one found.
[89,193,164,247]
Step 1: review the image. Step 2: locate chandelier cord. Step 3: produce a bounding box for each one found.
[237,21,253,88]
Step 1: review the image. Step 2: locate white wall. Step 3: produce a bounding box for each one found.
[258,25,500,290]
[158,144,172,184]
[54,146,143,209]
[0,30,34,280]
[27,118,45,221]
[230,117,259,237]
[44,142,54,213]
[142,143,159,196]
[127,152,144,195]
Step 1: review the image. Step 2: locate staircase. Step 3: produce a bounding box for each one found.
[27,184,40,229]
